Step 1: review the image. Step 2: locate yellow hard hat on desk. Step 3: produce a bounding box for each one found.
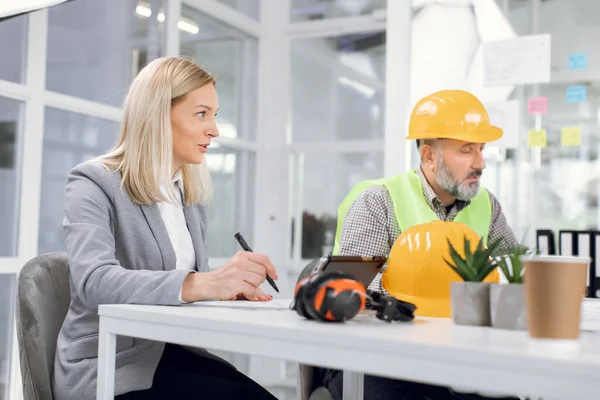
[407,90,503,143]
[382,220,499,318]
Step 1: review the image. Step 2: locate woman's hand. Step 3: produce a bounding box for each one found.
[181,251,278,302]
[231,288,273,302]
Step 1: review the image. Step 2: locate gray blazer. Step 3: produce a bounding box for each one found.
[52,161,211,400]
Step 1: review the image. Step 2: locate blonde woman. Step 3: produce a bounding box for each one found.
[52,57,278,400]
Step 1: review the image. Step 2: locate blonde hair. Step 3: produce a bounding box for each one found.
[97,57,214,206]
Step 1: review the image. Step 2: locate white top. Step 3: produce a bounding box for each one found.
[157,170,196,301]
[157,170,196,271]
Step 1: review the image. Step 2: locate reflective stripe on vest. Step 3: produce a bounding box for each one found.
[332,170,492,255]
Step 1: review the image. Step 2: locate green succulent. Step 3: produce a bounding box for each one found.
[444,236,501,282]
[494,247,536,284]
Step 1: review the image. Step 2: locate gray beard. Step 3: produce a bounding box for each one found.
[435,157,480,201]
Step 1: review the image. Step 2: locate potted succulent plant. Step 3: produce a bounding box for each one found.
[489,247,532,330]
[445,236,500,326]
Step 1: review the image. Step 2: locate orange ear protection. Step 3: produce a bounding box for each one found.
[293,271,366,322]
[291,271,417,323]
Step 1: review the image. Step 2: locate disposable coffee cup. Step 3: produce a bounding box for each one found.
[521,255,590,340]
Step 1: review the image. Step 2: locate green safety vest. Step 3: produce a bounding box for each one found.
[332,170,492,255]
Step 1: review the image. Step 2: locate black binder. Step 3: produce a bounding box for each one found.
[535,229,556,255]
[558,230,599,298]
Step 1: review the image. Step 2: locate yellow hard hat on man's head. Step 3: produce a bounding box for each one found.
[407,90,503,144]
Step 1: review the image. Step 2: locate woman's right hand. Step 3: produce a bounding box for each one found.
[181,251,278,302]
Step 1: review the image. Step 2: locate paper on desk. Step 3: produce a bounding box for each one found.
[189,299,293,310]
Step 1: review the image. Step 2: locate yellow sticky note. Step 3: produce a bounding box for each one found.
[561,127,581,146]
[528,129,547,148]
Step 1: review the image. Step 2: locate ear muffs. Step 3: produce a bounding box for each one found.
[292,270,418,323]
[293,271,366,322]
[293,275,313,319]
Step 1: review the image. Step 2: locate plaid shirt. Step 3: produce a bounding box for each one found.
[337,167,523,295]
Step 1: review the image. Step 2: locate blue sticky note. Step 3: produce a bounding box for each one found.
[566,85,587,103]
[568,53,588,70]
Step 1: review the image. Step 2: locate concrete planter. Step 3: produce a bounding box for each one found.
[450,282,491,326]
[490,283,527,330]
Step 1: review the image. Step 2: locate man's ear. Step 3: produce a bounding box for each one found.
[420,144,435,167]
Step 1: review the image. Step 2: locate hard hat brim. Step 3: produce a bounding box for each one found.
[406,125,504,144]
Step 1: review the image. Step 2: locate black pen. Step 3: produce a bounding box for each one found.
[234,232,279,293]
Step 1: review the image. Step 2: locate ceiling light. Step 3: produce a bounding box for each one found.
[135,2,198,35]
[177,19,199,35]
[135,4,152,18]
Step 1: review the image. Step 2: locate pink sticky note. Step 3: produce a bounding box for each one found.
[528,97,548,115]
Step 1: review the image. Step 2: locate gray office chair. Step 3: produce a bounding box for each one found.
[16,253,70,400]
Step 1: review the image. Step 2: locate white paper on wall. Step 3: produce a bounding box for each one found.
[484,99,521,149]
[483,34,551,86]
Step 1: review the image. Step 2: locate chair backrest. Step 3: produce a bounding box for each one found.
[16,253,70,400]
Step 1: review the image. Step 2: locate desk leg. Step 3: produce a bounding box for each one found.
[343,370,364,400]
[96,324,116,400]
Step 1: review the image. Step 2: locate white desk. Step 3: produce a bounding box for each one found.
[97,300,600,400]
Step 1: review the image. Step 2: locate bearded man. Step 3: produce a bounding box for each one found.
[332,89,522,266]
[321,90,523,400]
